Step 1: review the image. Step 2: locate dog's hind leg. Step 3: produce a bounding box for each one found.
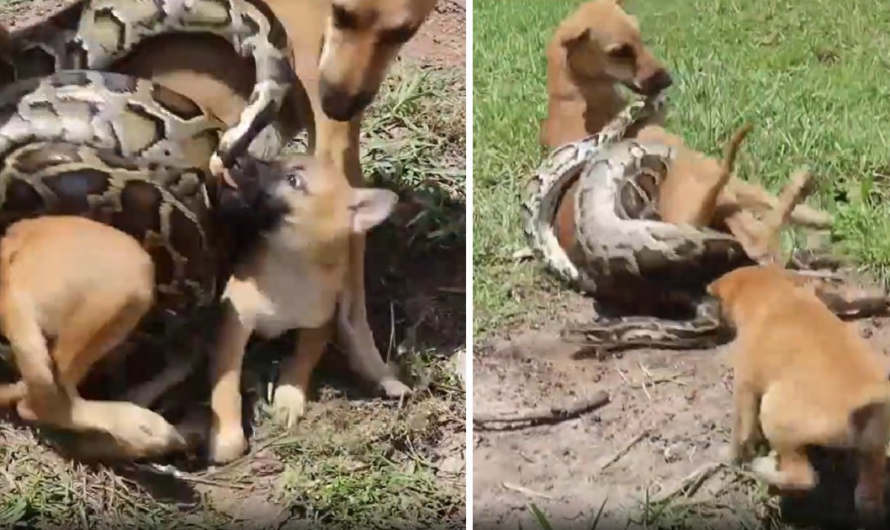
[0,289,68,421]
[272,321,333,428]
[728,179,832,229]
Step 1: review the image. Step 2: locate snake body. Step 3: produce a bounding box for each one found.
[522,95,754,351]
[1,0,294,166]
[0,70,229,341]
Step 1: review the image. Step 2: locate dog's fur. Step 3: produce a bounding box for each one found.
[0,216,188,460]
[72,0,436,431]
[552,122,750,254]
[207,154,399,464]
[539,0,672,150]
[708,265,890,526]
[540,0,831,250]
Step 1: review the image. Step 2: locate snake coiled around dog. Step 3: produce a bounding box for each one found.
[0,66,299,413]
[0,71,238,399]
[1,0,295,167]
[521,95,755,352]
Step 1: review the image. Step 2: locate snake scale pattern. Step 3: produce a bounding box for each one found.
[0,69,230,312]
[522,94,755,352]
[1,0,295,168]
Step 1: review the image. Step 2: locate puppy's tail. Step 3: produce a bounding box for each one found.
[849,382,890,450]
[718,123,754,190]
[701,123,754,216]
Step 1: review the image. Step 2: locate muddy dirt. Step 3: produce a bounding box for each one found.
[473,274,890,529]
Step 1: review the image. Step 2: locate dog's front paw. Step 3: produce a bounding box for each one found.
[751,454,781,482]
[271,384,308,429]
[208,427,248,465]
[380,378,412,399]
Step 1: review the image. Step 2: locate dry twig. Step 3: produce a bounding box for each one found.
[473,391,609,429]
[650,462,724,504]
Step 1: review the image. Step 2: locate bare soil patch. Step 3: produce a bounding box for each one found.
[473,274,890,529]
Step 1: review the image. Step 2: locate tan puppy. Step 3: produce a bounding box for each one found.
[109,0,436,417]
[539,0,672,150]
[0,216,186,460]
[207,154,400,464]
[708,265,890,526]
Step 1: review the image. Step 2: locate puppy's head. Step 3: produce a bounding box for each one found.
[219,154,398,266]
[706,265,799,324]
[560,0,672,96]
[318,0,437,122]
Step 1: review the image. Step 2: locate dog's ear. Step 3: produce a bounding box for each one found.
[613,0,627,6]
[349,188,399,233]
[561,27,591,49]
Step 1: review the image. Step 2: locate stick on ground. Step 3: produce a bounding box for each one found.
[473,391,609,429]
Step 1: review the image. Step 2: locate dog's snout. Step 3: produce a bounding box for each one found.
[319,79,376,122]
[641,69,673,95]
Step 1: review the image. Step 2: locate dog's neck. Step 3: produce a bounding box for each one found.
[543,46,628,147]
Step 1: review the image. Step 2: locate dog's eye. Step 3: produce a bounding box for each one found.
[332,5,359,30]
[380,25,416,45]
[607,44,635,60]
[286,173,305,191]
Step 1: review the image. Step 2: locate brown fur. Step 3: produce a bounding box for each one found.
[96,0,435,433]
[0,216,189,460]
[207,155,399,464]
[708,265,890,526]
[539,0,671,150]
[637,123,752,227]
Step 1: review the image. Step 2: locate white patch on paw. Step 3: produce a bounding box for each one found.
[209,428,248,464]
[380,379,412,398]
[751,454,780,482]
[272,384,307,429]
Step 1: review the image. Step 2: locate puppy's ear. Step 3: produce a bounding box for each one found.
[349,188,398,233]
[613,0,627,5]
[560,26,591,49]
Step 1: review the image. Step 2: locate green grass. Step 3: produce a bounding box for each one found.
[473,0,890,337]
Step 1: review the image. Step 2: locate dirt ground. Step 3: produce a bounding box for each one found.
[473,273,890,529]
[0,0,466,528]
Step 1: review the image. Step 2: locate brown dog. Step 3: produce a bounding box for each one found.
[539,0,672,150]
[104,0,436,421]
[207,154,400,464]
[0,216,187,460]
[708,265,890,526]
[539,0,831,243]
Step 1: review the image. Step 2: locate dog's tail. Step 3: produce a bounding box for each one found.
[718,123,754,190]
[849,381,890,450]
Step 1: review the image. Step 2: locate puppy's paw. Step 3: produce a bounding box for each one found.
[751,454,781,483]
[380,378,412,399]
[271,384,308,429]
[208,427,248,465]
[102,404,186,459]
